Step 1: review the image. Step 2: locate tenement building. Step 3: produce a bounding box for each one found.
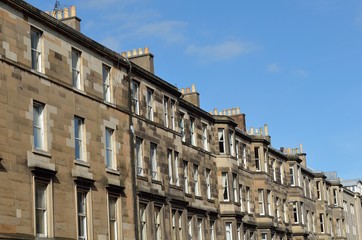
[0,1,361,240]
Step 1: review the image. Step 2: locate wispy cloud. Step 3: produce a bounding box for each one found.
[185,41,256,63]
[267,63,281,73]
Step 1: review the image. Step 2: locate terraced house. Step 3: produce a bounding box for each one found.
[0,1,361,239]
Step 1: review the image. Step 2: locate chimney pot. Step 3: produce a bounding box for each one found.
[231,108,236,115]
[132,49,137,56]
[213,108,218,115]
[144,47,149,54]
[181,88,185,94]
[121,52,126,57]
[57,10,62,19]
[186,87,190,93]
[237,107,240,114]
[70,5,76,17]
[299,144,303,153]
[63,7,69,18]
[138,48,143,55]
[191,84,196,92]
[264,124,269,136]
[250,127,254,134]
[127,51,131,57]
[51,11,56,17]
[227,109,231,116]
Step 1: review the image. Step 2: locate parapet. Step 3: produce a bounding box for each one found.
[46,6,81,31]
[121,47,154,74]
[179,84,200,107]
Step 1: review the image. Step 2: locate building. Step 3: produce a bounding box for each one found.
[0,1,361,239]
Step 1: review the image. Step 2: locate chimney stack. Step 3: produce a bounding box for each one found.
[181,84,200,107]
[121,47,154,73]
[46,5,81,31]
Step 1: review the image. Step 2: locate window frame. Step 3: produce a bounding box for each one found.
[218,128,225,154]
[33,101,45,151]
[105,127,115,170]
[102,64,111,102]
[31,27,42,72]
[136,138,144,176]
[72,48,81,89]
[146,88,154,121]
[150,143,158,180]
[131,80,140,115]
[74,116,85,161]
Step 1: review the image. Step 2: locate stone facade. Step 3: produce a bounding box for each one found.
[0,1,362,240]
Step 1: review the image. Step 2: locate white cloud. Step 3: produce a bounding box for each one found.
[185,40,255,63]
[267,63,281,73]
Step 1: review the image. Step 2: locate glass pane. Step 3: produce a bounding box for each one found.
[36,209,45,234]
[78,192,85,214]
[36,184,46,208]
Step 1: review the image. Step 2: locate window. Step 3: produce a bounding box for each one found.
[102,65,111,102]
[312,212,315,232]
[146,88,154,120]
[303,177,307,196]
[190,117,196,146]
[33,102,45,150]
[218,129,225,153]
[320,213,325,233]
[222,172,229,201]
[197,219,203,240]
[308,180,312,198]
[35,181,51,237]
[77,190,89,240]
[154,206,162,240]
[239,185,244,211]
[140,203,147,240]
[293,202,299,224]
[183,161,189,193]
[193,164,200,196]
[264,151,268,173]
[237,223,242,240]
[267,190,272,216]
[202,123,208,151]
[150,143,157,180]
[316,181,321,200]
[297,166,301,187]
[254,147,260,171]
[105,128,115,169]
[31,27,42,72]
[289,166,295,186]
[180,113,185,142]
[246,187,251,213]
[276,197,280,220]
[206,169,211,199]
[284,201,289,223]
[171,100,176,130]
[164,96,169,127]
[225,222,233,240]
[172,210,176,239]
[301,203,305,224]
[188,217,193,240]
[232,174,238,202]
[235,140,240,164]
[168,149,173,183]
[261,233,267,240]
[72,49,81,89]
[210,220,216,240]
[74,116,85,161]
[242,144,247,168]
[280,163,284,184]
[174,152,179,186]
[258,189,265,215]
[136,138,143,176]
[108,196,119,240]
[272,160,277,181]
[178,211,183,240]
[229,130,234,156]
[131,81,139,115]
[333,189,338,206]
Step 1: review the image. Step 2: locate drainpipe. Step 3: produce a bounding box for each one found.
[123,56,138,240]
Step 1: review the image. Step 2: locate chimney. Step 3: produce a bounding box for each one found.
[121,47,154,73]
[181,84,200,107]
[60,6,81,31]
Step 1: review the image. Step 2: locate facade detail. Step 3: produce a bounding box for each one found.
[0,1,362,240]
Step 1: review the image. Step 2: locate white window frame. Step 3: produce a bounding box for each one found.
[108,195,120,240]
[232,174,238,202]
[31,27,42,72]
[254,147,260,171]
[154,206,162,240]
[197,219,203,240]
[33,101,45,150]
[105,127,115,170]
[293,202,299,224]
[190,117,196,146]
[210,220,216,240]
[246,187,251,213]
[229,130,234,156]
[258,189,265,215]
[171,100,176,130]
[184,161,189,193]
[150,143,157,180]
[225,222,233,240]
[289,166,295,186]
[140,203,147,240]
[206,169,212,199]
[102,65,111,102]
[174,152,179,186]
[239,185,244,211]
[146,88,154,121]
[222,172,230,201]
[131,81,139,115]
[180,113,185,142]
[163,96,169,127]
[242,144,247,168]
[168,149,173,183]
[72,49,81,89]
[193,164,200,196]
[218,128,225,154]
[202,123,208,151]
[136,138,143,176]
[74,116,85,161]
[35,180,52,238]
[267,190,272,216]
[320,213,325,233]
[77,190,89,240]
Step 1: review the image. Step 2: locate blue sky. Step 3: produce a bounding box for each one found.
[27,0,362,179]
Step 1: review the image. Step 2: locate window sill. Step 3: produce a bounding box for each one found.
[169,184,182,190]
[73,87,85,94]
[151,179,162,185]
[207,198,215,203]
[195,195,203,200]
[32,148,51,158]
[185,193,192,198]
[74,160,90,168]
[137,175,148,181]
[106,168,120,175]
